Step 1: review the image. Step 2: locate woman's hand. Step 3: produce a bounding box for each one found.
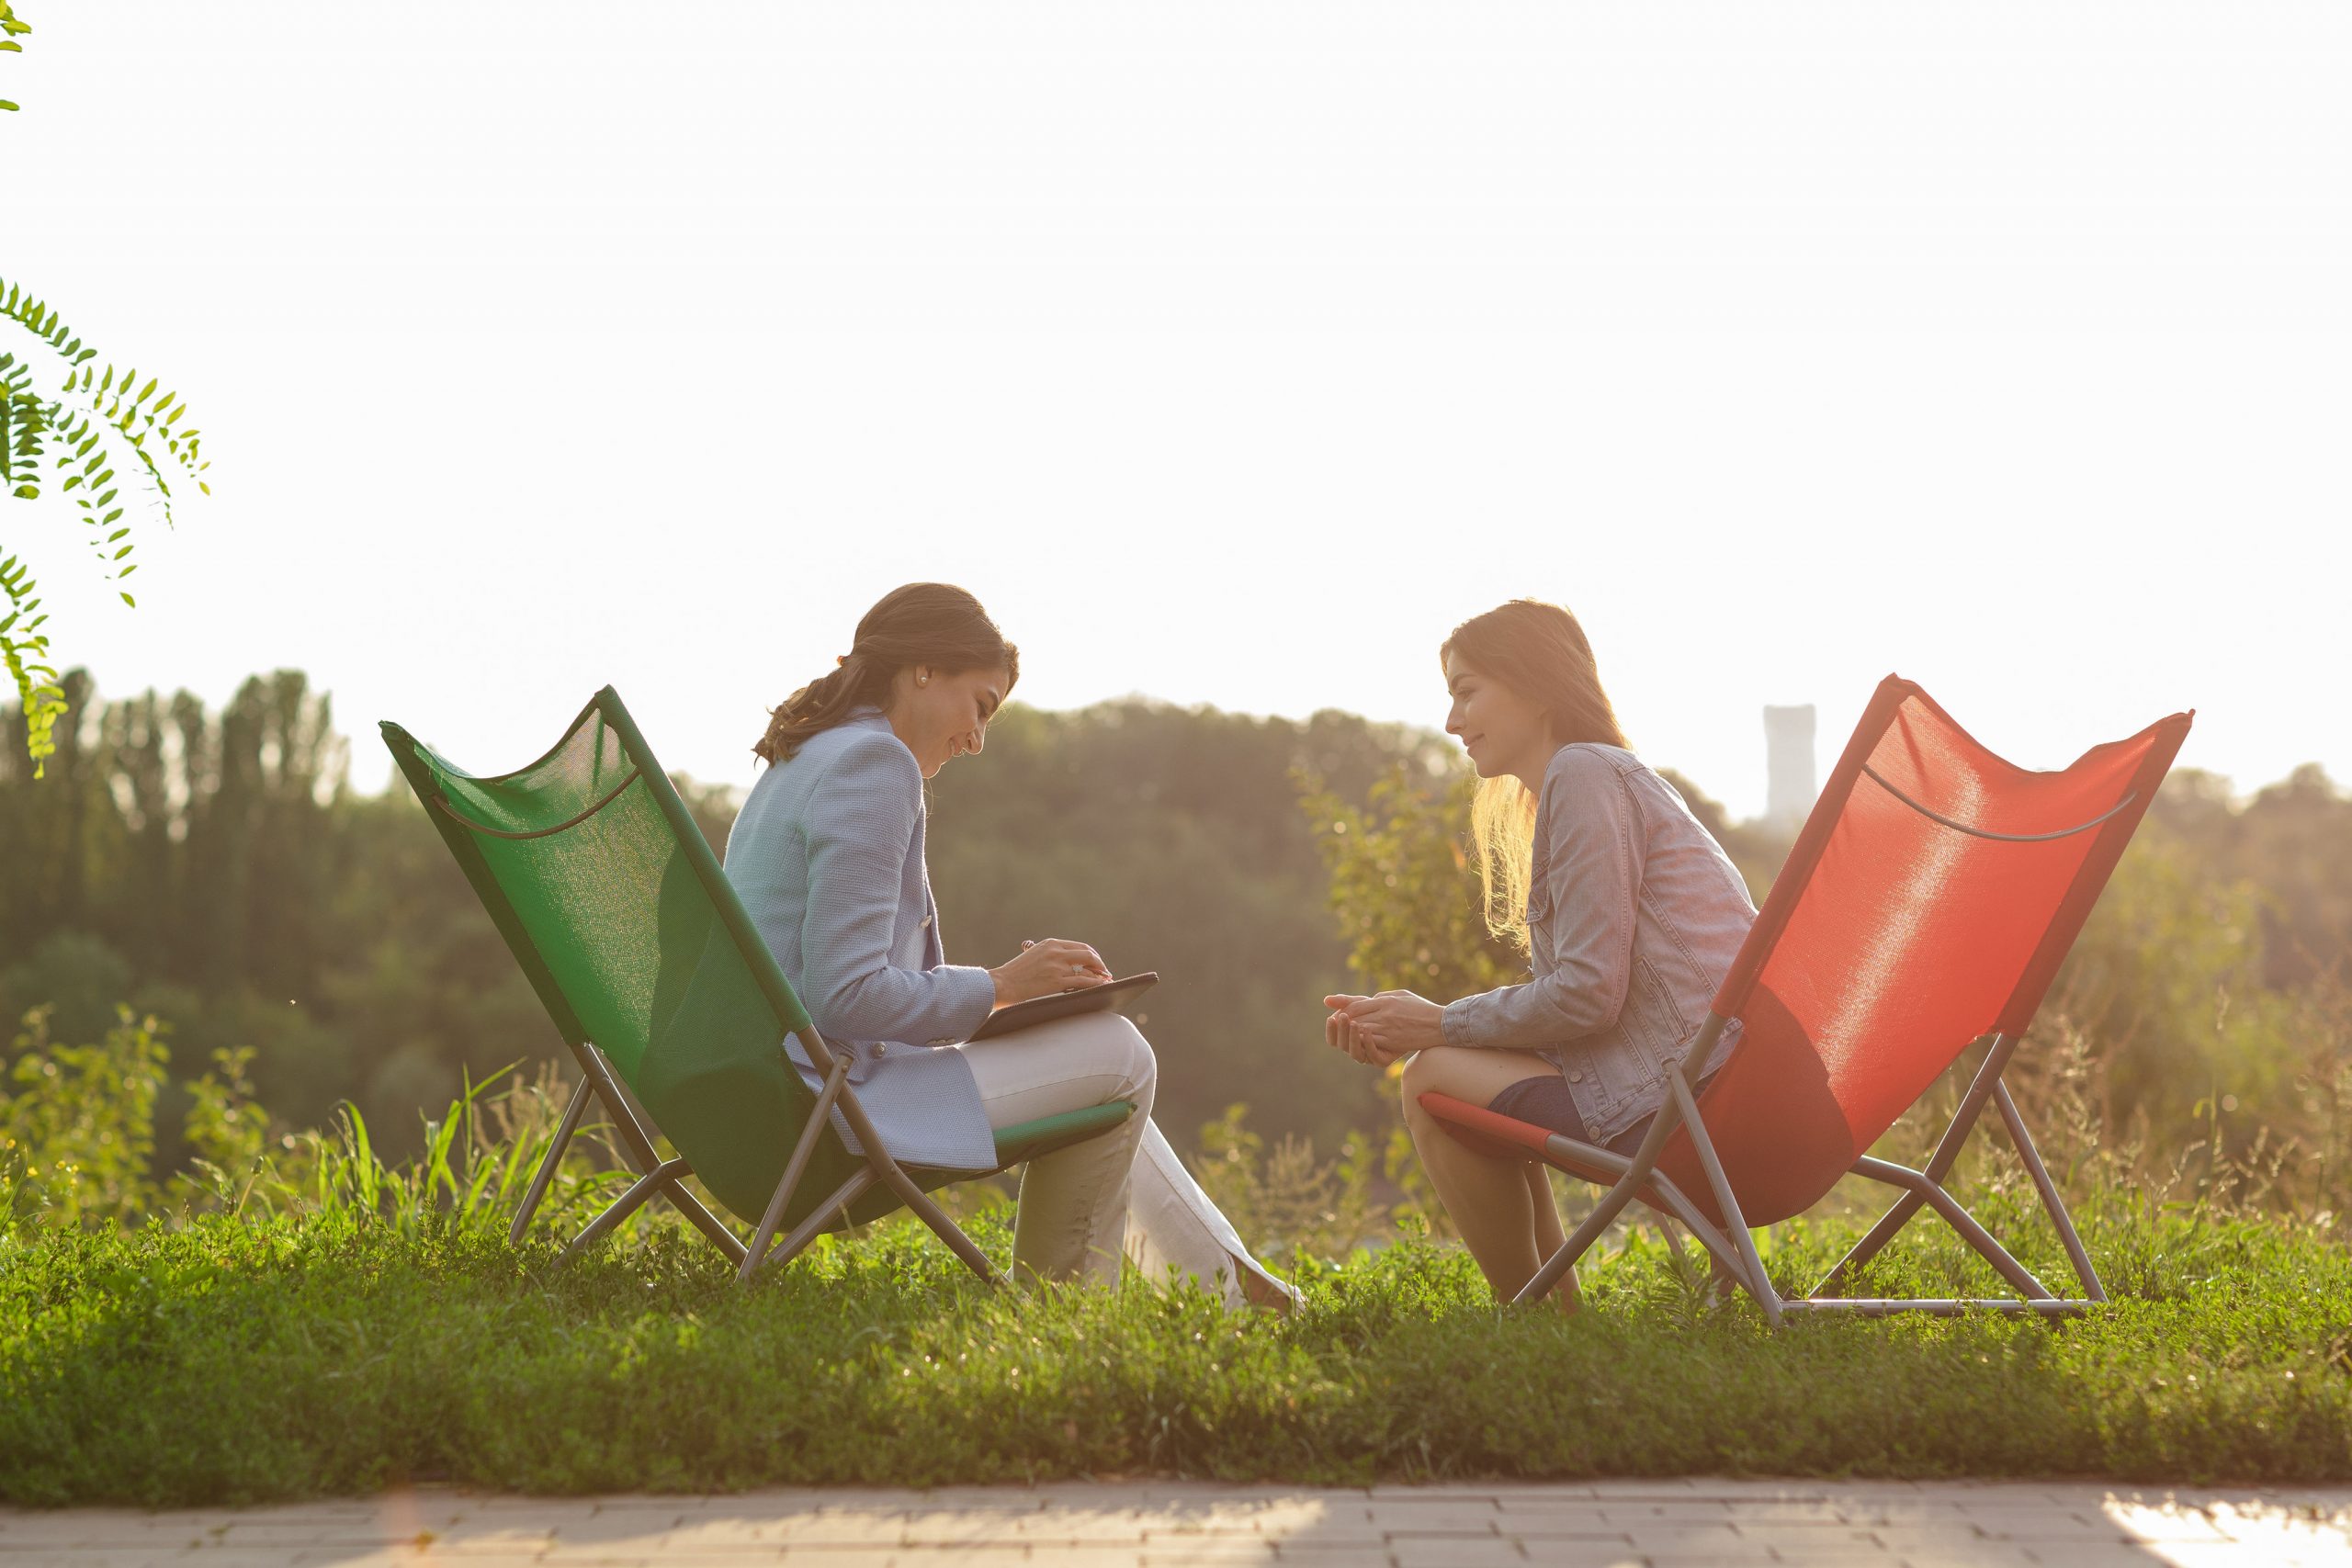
[1323,990,1447,1064]
[1323,996,1399,1067]
[990,938,1112,1008]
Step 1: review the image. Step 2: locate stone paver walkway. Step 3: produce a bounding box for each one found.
[2,1480,2347,1568]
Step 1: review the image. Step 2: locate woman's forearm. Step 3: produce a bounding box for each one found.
[812,957,997,1046]
[1441,959,1629,1049]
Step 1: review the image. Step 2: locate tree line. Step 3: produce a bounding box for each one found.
[4,670,2347,1198]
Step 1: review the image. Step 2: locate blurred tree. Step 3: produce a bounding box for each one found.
[5,671,2346,1179]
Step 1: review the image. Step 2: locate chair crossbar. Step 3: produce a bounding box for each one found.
[1860,765,2137,843]
[758,1168,879,1277]
[1844,1156,2054,1300]
[1781,1297,2090,1318]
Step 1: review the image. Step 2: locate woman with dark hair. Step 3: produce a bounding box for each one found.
[725,582,1296,1311]
[1322,599,1758,1310]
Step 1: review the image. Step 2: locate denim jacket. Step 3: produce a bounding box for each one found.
[1440,743,1758,1143]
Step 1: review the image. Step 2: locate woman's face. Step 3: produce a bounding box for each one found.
[894,663,1009,779]
[1443,650,1552,782]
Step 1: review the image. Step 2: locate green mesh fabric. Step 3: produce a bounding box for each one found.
[380,689,1135,1237]
[381,692,861,1223]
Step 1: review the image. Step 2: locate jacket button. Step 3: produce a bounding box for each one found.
[1566,1070,1585,1083]
[921,914,934,929]
[874,1042,887,1056]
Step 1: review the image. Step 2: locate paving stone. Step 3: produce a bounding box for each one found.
[1011,1512,1159,1541]
[896,1514,1041,1546]
[0,1519,214,1550]
[1971,1511,2135,1543]
[1614,1522,1749,1552]
[212,1521,414,1547]
[1587,1501,1740,1525]
[1362,1501,1501,1535]
[1142,1502,1338,1538]
[1137,1546,1278,1566]
[1388,1540,1528,1568]
[1569,1479,1708,1498]
[1728,1524,1885,1551]
[401,1522,560,1553]
[1881,1541,2039,1568]
[1472,1543,1645,1568]
[757,1515,910,1547]
[8,1482,2352,1568]
[2098,1505,2231,1542]
[662,1520,831,1551]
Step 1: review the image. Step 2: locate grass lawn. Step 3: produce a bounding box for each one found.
[4,1182,2348,1508]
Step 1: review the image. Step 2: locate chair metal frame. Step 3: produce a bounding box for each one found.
[512,1027,1008,1286]
[388,687,1079,1291]
[1436,1017,2105,1327]
[1424,682,2172,1325]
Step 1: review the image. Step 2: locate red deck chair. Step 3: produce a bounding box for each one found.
[1419,675,2192,1323]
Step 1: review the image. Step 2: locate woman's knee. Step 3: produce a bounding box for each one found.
[1101,1015,1158,1103]
[1399,1045,1471,1113]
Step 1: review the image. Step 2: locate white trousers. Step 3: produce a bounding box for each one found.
[952,1011,1295,1309]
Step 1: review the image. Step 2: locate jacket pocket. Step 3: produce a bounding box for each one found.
[1623,955,1689,1079]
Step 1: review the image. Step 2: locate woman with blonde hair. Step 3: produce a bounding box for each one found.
[725,581,1297,1312]
[1323,599,1757,1309]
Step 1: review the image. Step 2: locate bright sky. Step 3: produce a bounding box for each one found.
[7,2,2347,819]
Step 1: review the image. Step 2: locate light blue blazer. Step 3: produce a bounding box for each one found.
[723,706,999,1170]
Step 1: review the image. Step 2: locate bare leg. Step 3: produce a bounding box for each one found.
[1399,1046,1580,1308]
[1521,1162,1581,1314]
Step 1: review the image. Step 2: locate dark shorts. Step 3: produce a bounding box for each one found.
[1488,1070,1713,1158]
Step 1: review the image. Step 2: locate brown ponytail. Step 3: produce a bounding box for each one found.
[753,583,1020,765]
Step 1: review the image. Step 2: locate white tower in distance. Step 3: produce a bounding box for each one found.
[1764,705,1817,831]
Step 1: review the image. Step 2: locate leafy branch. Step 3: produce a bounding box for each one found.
[1,6,213,776]
[1,283,209,775]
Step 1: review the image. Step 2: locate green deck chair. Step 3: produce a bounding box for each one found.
[379,686,1136,1283]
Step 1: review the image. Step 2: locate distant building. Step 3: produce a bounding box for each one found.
[1764,705,1817,830]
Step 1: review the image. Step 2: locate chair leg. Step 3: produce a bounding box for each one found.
[822,1072,1006,1288]
[1994,1080,2105,1302]
[871,1156,1004,1286]
[1664,1065,1783,1326]
[1515,1089,1687,1306]
[739,1057,851,1281]
[510,1071,594,1246]
[745,1169,877,1278]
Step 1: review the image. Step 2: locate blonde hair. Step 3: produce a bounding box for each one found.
[1442,600,1630,952]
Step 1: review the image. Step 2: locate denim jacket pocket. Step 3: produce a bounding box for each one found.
[1600,956,1687,1099]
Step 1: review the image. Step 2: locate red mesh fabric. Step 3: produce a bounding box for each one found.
[1655,677,2191,1228]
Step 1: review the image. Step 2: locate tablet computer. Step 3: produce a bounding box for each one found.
[967,972,1159,1041]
